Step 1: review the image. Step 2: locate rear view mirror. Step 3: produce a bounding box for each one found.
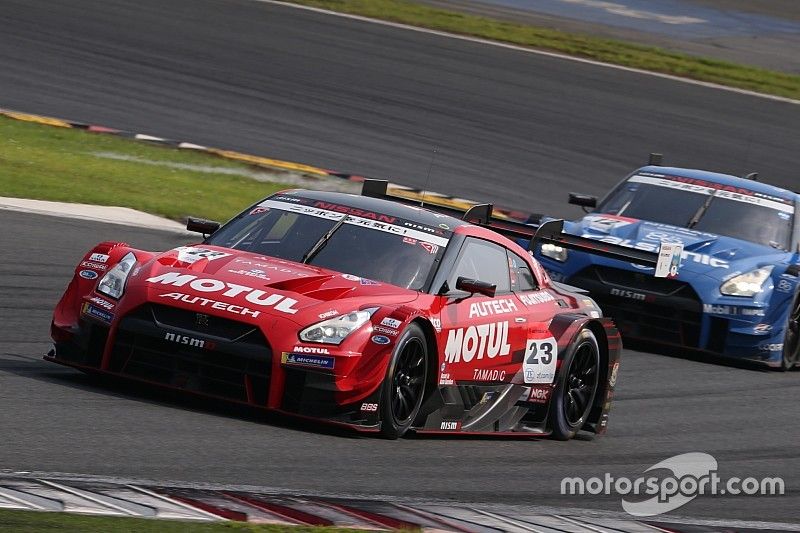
[455,276,496,298]
[186,217,221,235]
[568,193,597,209]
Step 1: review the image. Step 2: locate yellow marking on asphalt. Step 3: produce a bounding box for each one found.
[1,111,71,128]
[207,148,330,176]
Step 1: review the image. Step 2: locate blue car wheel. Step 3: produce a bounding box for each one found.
[782,293,800,371]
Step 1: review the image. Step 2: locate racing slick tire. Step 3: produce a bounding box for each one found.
[548,328,601,440]
[379,323,428,439]
[780,292,800,371]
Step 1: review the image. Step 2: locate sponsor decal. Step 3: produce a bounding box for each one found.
[524,337,558,384]
[82,303,113,323]
[440,421,461,430]
[360,278,380,286]
[777,279,793,293]
[318,310,338,319]
[655,242,683,279]
[472,368,506,382]
[341,274,360,282]
[609,361,620,387]
[438,372,454,385]
[80,261,107,271]
[147,272,299,314]
[468,298,518,318]
[702,304,765,317]
[174,247,231,263]
[371,335,391,345]
[281,352,335,370]
[292,346,330,354]
[196,313,210,327]
[381,317,402,329]
[582,234,730,269]
[89,253,109,263]
[444,321,511,364]
[373,326,399,337]
[403,237,417,245]
[584,214,636,232]
[431,317,442,332]
[611,288,649,302]
[420,242,439,254]
[164,332,213,349]
[158,292,261,318]
[312,201,397,223]
[360,403,379,412]
[232,259,309,277]
[79,269,98,280]
[519,291,555,306]
[249,206,269,215]
[528,385,552,404]
[754,323,773,333]
[438,223,450,230]
[761,343,784,352]
[227,269,270,281]
[89,296,114,310]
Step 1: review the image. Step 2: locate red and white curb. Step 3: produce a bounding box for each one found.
[0,474,797,532]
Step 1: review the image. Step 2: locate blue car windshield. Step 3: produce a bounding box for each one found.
[597,174,794,250]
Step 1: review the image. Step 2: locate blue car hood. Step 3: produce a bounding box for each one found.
[566,214,790,278]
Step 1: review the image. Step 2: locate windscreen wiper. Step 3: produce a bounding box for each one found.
[687,190,717,229]
[301,214,349,264]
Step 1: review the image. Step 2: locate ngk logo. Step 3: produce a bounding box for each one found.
[444,321,511,364]
[164,332,214,350]
[147,272,299,314]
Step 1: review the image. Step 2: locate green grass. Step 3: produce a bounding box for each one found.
[0,116,296,222]
[287,0,800,100]
[0,508,366,532]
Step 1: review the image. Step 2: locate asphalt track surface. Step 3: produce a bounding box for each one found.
[3,211,800,523]
[1,0,800,524]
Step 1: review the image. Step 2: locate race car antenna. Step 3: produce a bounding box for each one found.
[419,146,438,207]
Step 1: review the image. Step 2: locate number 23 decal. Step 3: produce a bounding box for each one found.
[524,337,557,384]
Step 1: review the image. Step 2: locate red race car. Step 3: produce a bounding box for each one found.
[49,180,665,439]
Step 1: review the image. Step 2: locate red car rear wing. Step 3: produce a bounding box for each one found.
[362,179,677,274]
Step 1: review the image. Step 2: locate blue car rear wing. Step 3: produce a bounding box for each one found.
[361,179,678,275]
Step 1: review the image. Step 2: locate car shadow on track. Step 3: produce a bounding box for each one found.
[0,354,364,439]
[622,339,781,372]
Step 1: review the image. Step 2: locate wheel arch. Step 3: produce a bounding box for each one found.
[411,317,439,395]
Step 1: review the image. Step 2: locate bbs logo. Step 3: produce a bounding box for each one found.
[360,403,378,412]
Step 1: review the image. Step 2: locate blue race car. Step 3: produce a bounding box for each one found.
[533,156,800,369]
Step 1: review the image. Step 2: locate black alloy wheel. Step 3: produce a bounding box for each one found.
[782,294,800,370]
[380,324,428,439]
[549,328,601,440]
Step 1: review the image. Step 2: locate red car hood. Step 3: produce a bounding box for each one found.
[132,245,419,324]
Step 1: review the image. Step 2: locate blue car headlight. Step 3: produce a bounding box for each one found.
[720,266,773,297]
[540,243,568,262]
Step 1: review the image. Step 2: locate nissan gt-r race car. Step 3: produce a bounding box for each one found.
[534,157,800,369]
[48,180,671,439]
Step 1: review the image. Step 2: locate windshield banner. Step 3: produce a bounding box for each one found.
[630,174,795,214]
[258,199,451,247]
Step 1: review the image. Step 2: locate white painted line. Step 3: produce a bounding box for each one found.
[125,485,224,521]
[469,507,549,532]
[134,134,168,142]
[255,0,799,105]
[37,479,144,517]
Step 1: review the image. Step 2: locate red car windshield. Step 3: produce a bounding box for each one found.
[206,198,451,290]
